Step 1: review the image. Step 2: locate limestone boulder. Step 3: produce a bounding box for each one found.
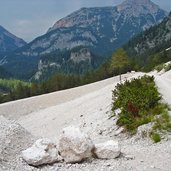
[94,140,121,159]
[22,138,60,166]
[58,126,94,163]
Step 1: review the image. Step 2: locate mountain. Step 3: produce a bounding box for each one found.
[0,25,26,55]
[124,11,171,70]
[2,0,167,80]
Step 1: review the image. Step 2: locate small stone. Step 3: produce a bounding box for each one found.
[125,155,135,160]
[114,127,124,136]
[98,130,103,135]
[106,163,111,167]
[151,165,155,168]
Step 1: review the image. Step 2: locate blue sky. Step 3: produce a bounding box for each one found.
[0,0,170,42]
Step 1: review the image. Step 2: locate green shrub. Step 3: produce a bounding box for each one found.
[112,75,171,141]
[151,132,161,143]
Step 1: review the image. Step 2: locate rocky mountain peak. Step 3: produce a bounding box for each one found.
[124,0,151,4]
[117,0,161,16]
[48,0,166,33]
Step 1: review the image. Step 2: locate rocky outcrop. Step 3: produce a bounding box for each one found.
[94,140,121,159]
[58,126,94,163]
[70,48,91,63]
[136,123,154,139]
[22,138,61,166]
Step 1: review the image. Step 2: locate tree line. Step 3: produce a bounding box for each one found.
[0,48,133,104]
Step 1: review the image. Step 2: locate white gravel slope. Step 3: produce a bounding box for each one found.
[0,74,127,120]
[154,70,171,105]
[16,72,142,140]
[0,71,171,171]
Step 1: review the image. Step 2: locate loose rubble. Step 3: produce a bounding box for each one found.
[0,115,34,170]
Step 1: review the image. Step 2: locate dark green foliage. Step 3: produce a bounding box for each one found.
[112,75,171,140]
[33,46,107,81]
[0,79,31,103]
[151,132,161,143]
[0,66,11,79]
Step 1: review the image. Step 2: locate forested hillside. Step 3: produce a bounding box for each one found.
[124,12,171,71]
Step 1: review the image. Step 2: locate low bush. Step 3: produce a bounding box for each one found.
[112,75,171,142]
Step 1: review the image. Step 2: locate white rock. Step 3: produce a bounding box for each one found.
[114,127,124,136]
[94,140,121,159]
[125,155,135,160]
[136,123,154,139]
[22,138,59,166]
[58,126,94,163]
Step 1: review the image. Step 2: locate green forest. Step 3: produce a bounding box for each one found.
[0,48,133,104]
[0,42,171,104]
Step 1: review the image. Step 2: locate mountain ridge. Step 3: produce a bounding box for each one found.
[0,25,26,55]
[1,0,168,80]
[48,0,166,32]
[123,11,171,69]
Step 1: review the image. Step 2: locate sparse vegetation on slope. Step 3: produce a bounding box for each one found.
[0,79,31,103]
[112,75,171,142]
[124,12,171,71]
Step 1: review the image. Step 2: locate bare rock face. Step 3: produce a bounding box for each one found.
[58,126,94,163]
[94,140,121,159]
[70,48,92,63]
[22,138,60,166]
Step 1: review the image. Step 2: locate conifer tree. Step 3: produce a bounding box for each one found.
[110,48,129,82]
